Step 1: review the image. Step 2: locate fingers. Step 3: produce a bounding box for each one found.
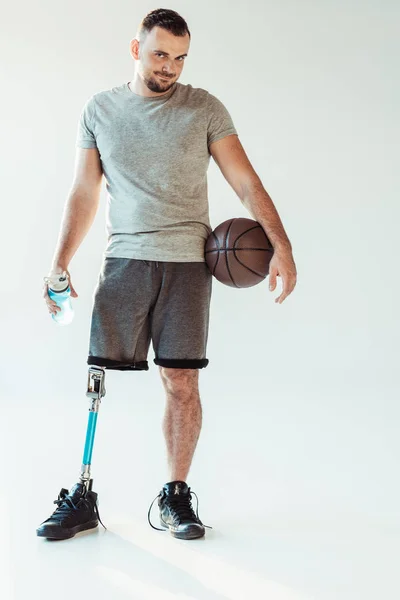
[43,282,61,315]
[275,291,287,304]
[46,297,61,315]
[274,276,296,304]
[46,301,60,315]
[268,250,297,304]
[269,267,278,291]
[65,271,78,297]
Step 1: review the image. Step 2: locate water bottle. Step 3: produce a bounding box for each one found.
[44,271,75,326]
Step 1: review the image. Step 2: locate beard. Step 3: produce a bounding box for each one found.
[144,71,175,93]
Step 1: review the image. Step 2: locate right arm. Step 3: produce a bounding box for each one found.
[51,147,103,271]
[44,147,103,314]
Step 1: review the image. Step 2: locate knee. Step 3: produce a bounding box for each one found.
[159,367,199,396]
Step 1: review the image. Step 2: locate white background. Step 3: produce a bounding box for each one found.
[1,1,399,599]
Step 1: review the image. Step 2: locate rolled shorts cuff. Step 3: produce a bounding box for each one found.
[87,356,149,371]
[154,357,209,369]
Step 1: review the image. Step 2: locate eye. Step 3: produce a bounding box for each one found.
[155,53,185,61]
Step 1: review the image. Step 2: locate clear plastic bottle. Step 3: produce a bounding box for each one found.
[44,271,75,326]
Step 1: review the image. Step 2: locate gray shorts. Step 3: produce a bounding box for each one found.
[87,257,212,371]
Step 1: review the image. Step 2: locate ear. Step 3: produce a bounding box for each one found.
[130,38,140,60]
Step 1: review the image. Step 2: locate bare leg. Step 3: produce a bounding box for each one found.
[159,367,202,482]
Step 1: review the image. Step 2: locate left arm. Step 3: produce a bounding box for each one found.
[209,134,297,303]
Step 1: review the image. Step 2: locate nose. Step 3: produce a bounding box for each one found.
[161,58,175,74]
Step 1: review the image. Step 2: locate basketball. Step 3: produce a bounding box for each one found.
[204,217,274,288]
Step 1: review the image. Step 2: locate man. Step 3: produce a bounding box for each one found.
[38,9,297,541]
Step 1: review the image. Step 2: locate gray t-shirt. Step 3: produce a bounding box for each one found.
[76,81,238,262]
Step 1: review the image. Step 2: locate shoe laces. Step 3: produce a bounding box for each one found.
[51,488,107,531]
[147,487,212,532]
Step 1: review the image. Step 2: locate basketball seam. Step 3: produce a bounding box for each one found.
[232,248,268,279]
[211,230,221,275]
[232,223,272,283]
[224,219,239,288]
[205,248,270,253]
[234,224,271,248]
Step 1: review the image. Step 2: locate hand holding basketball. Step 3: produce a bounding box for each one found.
[268,247,297,304]
[205,217,297,302]
[204,217,274,288]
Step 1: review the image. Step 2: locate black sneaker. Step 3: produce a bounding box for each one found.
[147,480,212,540]
[36,482,105,540]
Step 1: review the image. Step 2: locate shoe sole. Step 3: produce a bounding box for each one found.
[159,520,205,540]
[36,519,99,540]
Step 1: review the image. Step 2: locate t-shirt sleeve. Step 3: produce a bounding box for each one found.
[206,92,238,149]
[76,96,97,148]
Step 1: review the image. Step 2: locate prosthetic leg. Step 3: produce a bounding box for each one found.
[79,365,106,492]
[36,365,107,539]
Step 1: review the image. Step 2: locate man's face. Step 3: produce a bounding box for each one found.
[135,27,190,93]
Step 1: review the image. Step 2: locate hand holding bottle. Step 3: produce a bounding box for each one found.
[43,268,78,325]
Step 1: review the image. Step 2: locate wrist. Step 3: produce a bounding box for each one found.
[273,242,292,254]
[49,264,68,275]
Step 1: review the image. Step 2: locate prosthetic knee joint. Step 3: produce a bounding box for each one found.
[79,365,106,491]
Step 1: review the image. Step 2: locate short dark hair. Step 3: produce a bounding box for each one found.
[138,8,191,43]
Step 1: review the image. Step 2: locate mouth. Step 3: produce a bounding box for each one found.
[158,75,173,81]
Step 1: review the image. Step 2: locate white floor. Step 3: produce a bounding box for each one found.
[2,368,399,600]
[5,497,400,600]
